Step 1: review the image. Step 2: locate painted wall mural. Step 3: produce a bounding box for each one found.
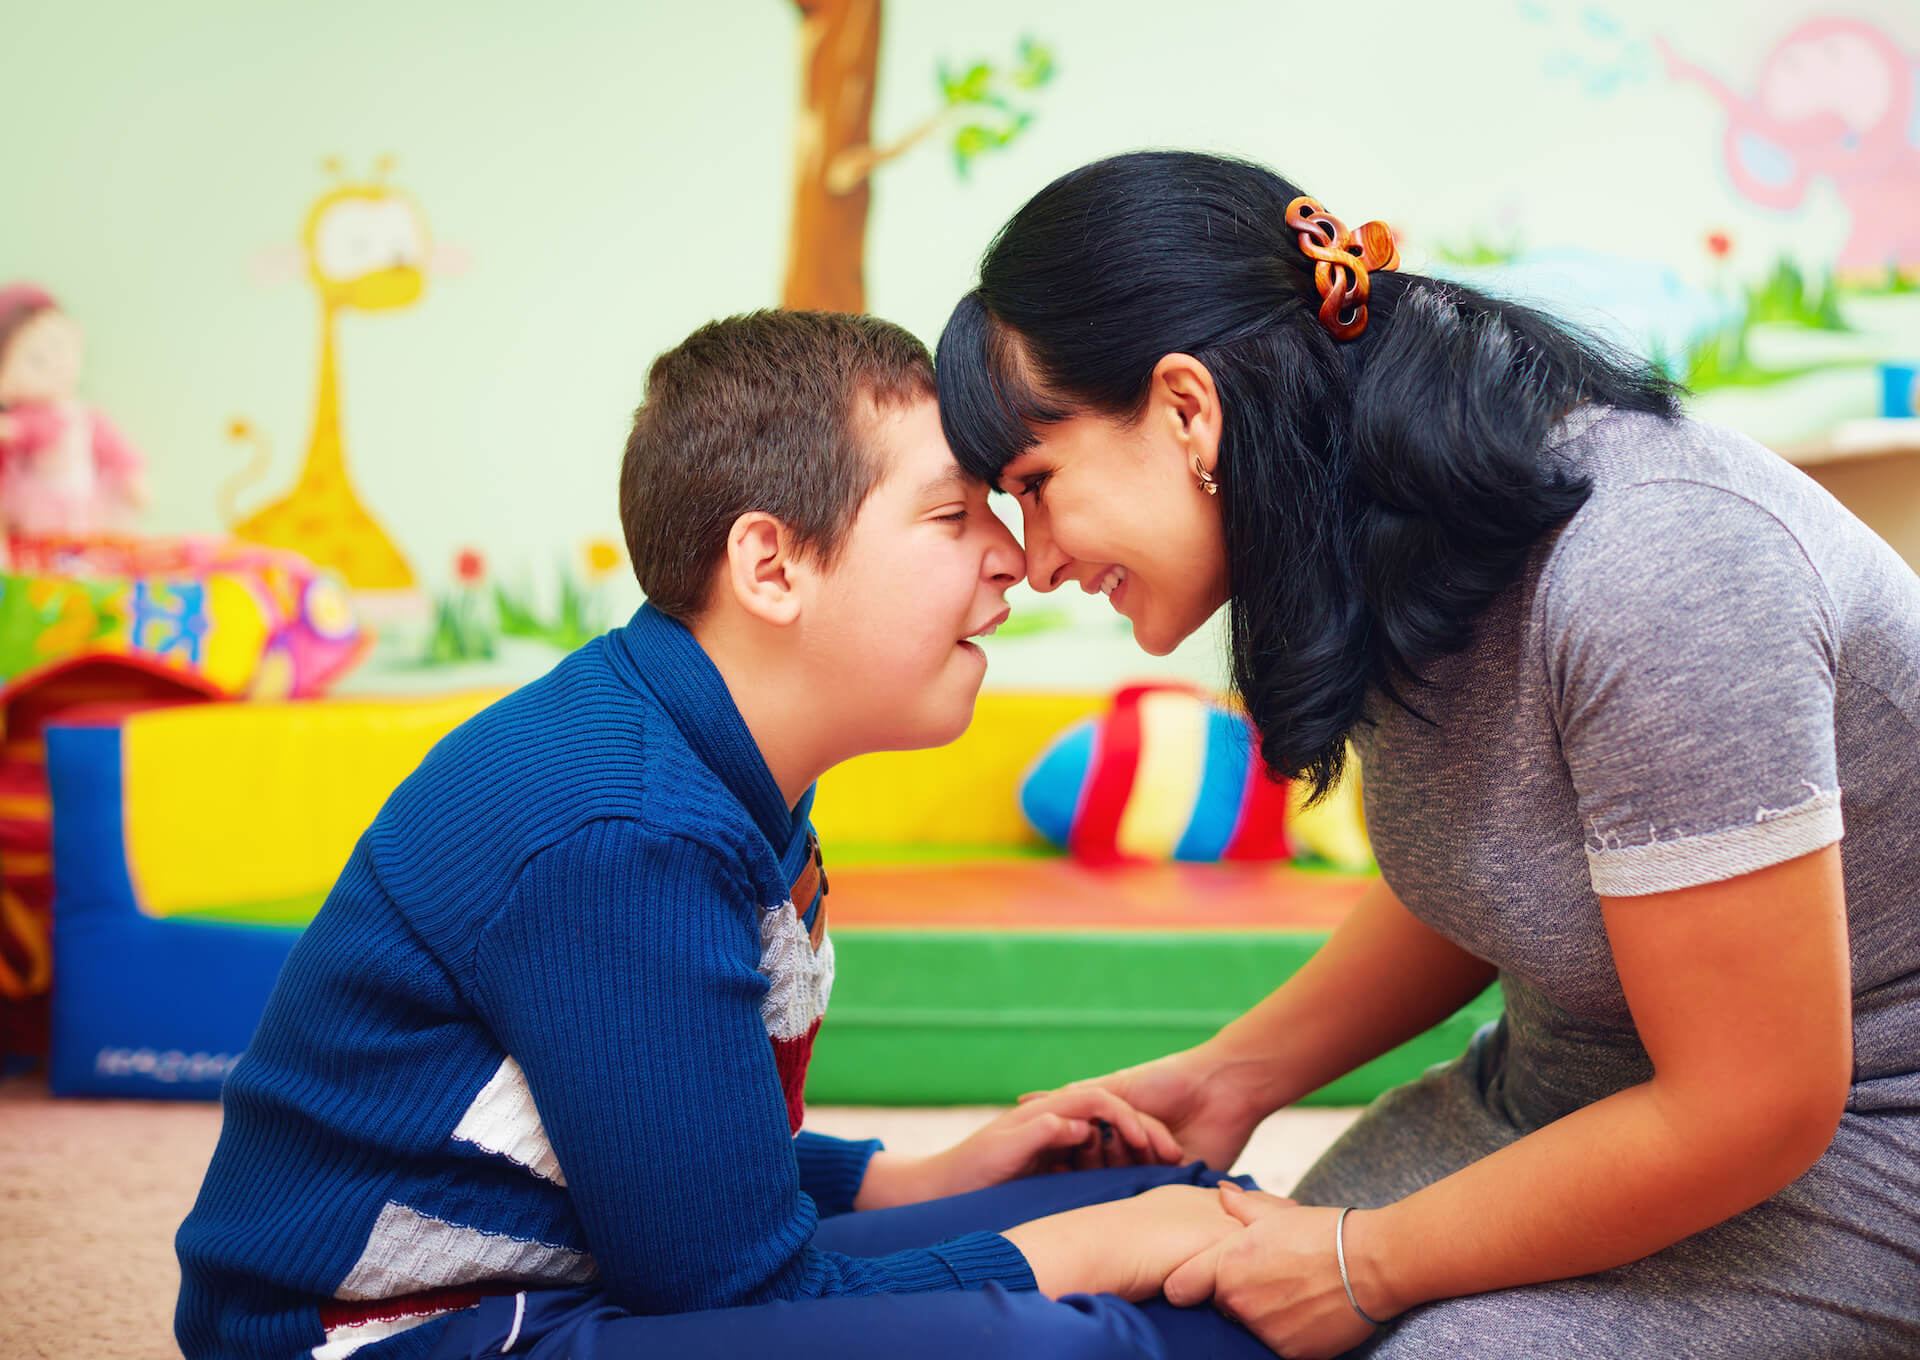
[1422,8,1920,464]
[784,0,1054,311]
[222,158,445,597]
[1661,17,1920,280]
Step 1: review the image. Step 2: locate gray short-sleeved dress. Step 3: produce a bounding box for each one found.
[1292,408,1920,1358]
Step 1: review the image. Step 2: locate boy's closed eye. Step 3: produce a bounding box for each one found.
[918,466,983,528]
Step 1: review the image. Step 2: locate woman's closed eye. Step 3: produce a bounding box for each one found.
[1019,471,1052,505]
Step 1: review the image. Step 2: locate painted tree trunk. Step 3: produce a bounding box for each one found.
[784,0,881,313]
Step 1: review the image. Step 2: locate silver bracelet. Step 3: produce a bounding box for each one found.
[1336,1206,1386,1328]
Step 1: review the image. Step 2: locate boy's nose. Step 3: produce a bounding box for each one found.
[984,514,1024,586]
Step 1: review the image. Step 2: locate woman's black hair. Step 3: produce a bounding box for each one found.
[937,150,1680,800]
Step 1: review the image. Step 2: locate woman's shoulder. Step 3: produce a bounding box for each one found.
[1547,408,1907,613]
[1552,407,1787,499]
[1545,410,1838,579]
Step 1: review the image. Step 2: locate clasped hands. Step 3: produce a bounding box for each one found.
[858,1075,1387,1359]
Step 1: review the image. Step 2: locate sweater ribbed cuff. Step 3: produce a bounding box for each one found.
[925,1231,1039,1293]
[792,1132,885,1218]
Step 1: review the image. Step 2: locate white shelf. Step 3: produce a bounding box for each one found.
[1776,418,1920,468]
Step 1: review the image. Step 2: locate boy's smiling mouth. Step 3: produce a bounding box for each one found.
[958,607,1012,657]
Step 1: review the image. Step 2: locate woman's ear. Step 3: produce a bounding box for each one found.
[1150,353,1223,477]
[721,512,804,627]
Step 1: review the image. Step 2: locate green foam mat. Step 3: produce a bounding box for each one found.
[811,930,1502,1106]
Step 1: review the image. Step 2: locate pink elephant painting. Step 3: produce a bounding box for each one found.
[1660,17,1920,278]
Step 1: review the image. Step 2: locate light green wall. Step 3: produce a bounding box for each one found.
[6,0,1918,691]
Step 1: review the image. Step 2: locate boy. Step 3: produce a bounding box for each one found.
[176,312,1245,1360]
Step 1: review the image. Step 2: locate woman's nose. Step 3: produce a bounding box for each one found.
[1021,509,1069,594]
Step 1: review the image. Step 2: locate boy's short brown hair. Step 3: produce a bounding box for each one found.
[620,310,936,620]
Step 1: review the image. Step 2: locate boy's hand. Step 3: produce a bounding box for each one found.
[854,1088,1184,1209]
[1002,1183,1259,1300]
[1017,1042,1272,1171]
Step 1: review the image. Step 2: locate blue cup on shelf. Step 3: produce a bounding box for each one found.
[1883,362,1920,418]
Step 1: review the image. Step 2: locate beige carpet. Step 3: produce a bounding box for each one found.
[0,1074,1357,1359]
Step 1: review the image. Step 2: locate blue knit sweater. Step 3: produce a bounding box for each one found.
[175,605,1035,1360]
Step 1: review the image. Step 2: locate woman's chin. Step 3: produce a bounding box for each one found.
[1130,618,1183,657]
[1129,601,1217,657]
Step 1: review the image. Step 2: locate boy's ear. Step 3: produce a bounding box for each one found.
[721,511,806,626]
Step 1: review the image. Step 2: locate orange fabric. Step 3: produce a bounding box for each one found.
[823,859,1369,933]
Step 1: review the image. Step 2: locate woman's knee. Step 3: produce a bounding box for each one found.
[1355,1282,1645,1360]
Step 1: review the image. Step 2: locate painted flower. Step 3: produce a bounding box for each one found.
[584,538,622,579]
[454,547,486,586]
[1706,231,1733,259]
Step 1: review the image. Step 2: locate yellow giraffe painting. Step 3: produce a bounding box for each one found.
[228,157,431,593]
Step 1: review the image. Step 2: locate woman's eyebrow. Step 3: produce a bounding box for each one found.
[996,456,1035,486]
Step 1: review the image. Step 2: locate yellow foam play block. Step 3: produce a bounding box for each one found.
[812,692,1106,848]
[124,693,501,917]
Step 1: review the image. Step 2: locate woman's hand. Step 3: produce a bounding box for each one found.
[1022,1042,1275,1171]
[1002,1183,1250,1301]
[1165,1185,1389,1360]
[855,1086,1184,1209]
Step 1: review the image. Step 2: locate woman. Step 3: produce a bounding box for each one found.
[933,149,1920,1358]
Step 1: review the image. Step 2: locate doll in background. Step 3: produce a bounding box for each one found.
[0,283,146,548]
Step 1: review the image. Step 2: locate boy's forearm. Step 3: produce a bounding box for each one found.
[850,1145,1001,1210]
[1209,881,1496,1110]
[1001,1185,1237,1301]
[852,1150,935,1211]
[999,1212,1097,1297]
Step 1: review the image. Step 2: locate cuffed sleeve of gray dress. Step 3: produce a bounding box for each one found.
[1540,479,1843,897]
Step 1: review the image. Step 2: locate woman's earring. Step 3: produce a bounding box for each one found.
[1191,454,1218,496]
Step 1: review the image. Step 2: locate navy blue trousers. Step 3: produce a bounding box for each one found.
[429,1163,1274,1359]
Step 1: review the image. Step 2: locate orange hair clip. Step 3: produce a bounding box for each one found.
[1285,196,1399,341]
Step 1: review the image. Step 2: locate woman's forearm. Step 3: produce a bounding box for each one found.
[1208,880,1496,1110]
[1351,1076,1841,1315]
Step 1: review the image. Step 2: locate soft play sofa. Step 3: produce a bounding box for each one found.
[46,691,1499,1101]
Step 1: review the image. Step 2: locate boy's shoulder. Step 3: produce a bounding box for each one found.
[364,636,770,915]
